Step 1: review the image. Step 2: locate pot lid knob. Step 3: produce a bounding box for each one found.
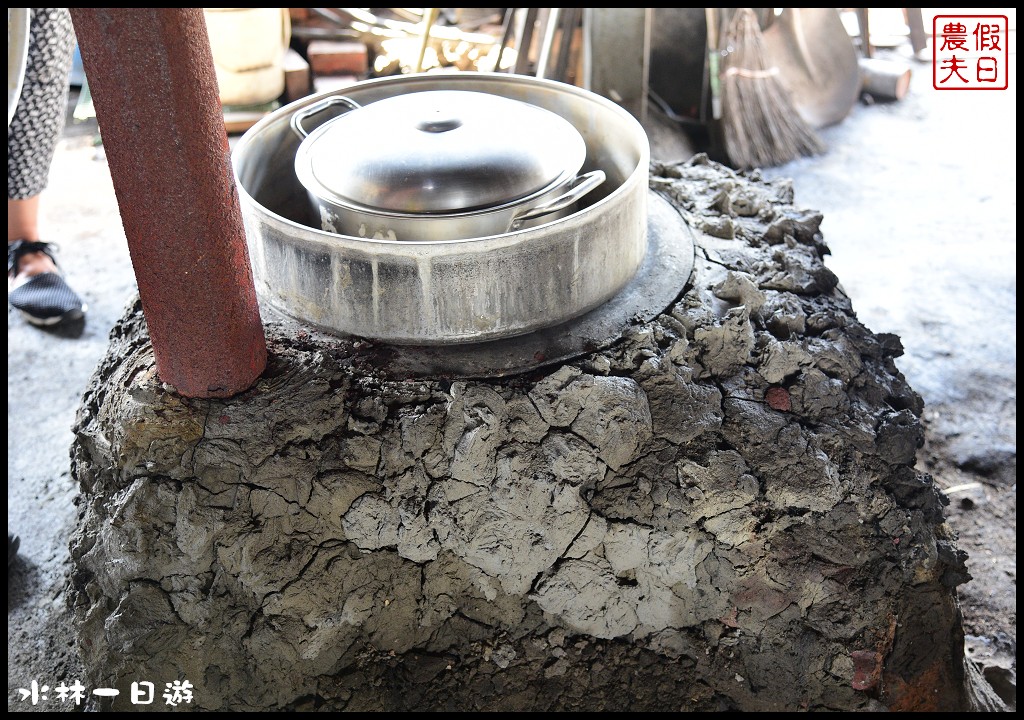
[416,116,463,134]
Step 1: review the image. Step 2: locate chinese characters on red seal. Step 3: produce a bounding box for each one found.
[933,15,1009,90]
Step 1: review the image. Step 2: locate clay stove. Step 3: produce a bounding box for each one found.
[69,88,975,712]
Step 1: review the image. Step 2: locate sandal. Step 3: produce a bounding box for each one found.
[7,240,87,327]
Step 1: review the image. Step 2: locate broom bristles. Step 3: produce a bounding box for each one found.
[720,8,824,170]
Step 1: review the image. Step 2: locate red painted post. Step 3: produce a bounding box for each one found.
[70,8,267,398]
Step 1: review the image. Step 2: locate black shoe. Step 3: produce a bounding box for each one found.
[8,533,19,566]
[8,240,87,327]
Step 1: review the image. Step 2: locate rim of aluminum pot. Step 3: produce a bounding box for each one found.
[232,72,651,345]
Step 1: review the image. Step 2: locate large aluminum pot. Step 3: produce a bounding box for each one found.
[291,90,606,241]
[233,73,650,345]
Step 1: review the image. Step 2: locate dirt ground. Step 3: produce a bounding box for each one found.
[7,18,1015,712]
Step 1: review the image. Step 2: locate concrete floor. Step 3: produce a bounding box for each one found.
[8,15,1016,711]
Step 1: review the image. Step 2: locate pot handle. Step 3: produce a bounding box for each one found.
[507,170,606,232]
[290,96,362,139]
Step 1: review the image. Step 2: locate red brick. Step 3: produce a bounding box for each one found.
[765,386,792,412]
[283,47,311,102]
[311,74,359,96]
[307,40,368,76]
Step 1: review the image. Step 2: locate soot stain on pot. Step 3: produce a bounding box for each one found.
[346,257,375,318]
[295,248,333,306]
[376,258,426,329]
[260,237,332,323]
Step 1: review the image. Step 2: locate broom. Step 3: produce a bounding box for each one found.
[718,7,824,170]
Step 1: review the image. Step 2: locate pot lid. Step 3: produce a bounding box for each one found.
[295,90,587,214]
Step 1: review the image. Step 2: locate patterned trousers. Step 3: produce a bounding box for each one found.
[8,8,76,200]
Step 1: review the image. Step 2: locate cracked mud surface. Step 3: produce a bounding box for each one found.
[65,157,981,711]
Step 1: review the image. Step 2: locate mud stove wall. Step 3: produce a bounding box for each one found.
[69,157,972,711]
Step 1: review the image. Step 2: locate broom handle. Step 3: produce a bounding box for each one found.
[705,8,722,120]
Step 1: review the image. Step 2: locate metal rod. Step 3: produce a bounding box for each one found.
[553,8,581,82]
[535,7,561,79]
[494,7,517,72]
[513,8,539,75]
[327,7,496,44]
[414,8,440,74]
[69,8,267,398]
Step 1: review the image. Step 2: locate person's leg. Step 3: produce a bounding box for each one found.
[8,10,79,559]
[7,8,84,325]
[8,196,41,242]
[8,7,76,219]
[8,197,59,278]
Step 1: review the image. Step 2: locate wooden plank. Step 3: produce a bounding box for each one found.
[283,47,311,102]
[581,8,651,123]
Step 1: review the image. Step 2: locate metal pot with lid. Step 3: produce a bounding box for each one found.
[291,89,605,241]
[233,72,650,344]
